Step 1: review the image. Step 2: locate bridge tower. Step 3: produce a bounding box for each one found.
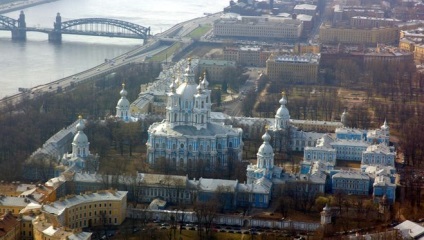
[11,11,26,41]
[48,13,62,43]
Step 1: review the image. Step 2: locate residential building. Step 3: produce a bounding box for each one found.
[362,144,395,167]
[42,190,127,229]
[0,212,20,240]
[330,139,370,161]
[32,214,91,240]
[0,197,33,217]
[266,53,320,83]
[319,24,399,45]
[214,15,303,40]
[350,17,401,29]
[293,4,317,16]
[332,171,370,195]
[197,59,236,83]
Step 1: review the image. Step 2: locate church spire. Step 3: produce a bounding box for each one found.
[116,83,130,122]
[184,58,195,84]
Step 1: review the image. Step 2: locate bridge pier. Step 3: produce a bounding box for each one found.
[11,28,26,41]
[49,13,62,43]
[48,31,62,43]
[11,10,26,41]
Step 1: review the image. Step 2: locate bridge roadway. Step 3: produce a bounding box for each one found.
[0,12,223,110]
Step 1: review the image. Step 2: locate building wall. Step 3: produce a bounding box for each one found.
[214,18,302,40]
[332,175,370,195]
[319,25,399,45]
[266,55,319,83]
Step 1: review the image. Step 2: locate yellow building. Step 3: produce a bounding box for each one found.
[266,53,320,83]
[42,190,127,229]
[32,214,91,240]
[399,38,415,52]
[0,212,20,240]
[415,44,424,63]
[319,25,399,45]
[0,197,31,216]
[293,43,320,54]
[197,59,236,83]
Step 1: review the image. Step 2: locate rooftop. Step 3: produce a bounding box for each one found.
[42,190,127,216]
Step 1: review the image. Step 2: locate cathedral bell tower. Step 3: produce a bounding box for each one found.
[275,92,290,130]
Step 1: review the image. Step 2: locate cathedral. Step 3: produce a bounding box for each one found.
[146,59,243,170]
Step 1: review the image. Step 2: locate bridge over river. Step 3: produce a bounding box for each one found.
[0,11,151,43]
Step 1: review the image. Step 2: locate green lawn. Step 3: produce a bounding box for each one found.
[149,42,183,62]
[185,24,212,39]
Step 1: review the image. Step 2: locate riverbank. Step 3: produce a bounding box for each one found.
[0,0,58,14]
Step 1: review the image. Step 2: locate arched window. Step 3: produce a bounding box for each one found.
[155,143,159,148]
[195,115,198,123]
[172,144,176,150]
[172,158,176,167]
[189,145,193,151]
[228,142,233,148]
[185,113,188,123]
[207,145,210,151]
[196,101,198,108]
[174,113,177,122]
[206,97,208,103]
[199,145,203,151]
[201,115,204,124]
[217,143,222,150]
[161,143,165,149]
[180,143,184,149]
[179,158,184,167]
[185,101,188,109]
[201,101,204,108]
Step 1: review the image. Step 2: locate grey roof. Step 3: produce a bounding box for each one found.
[0,196,32,207]
[138,173,187,187]
[197,178,238,192]
[333,171,369,180]
[43,190,127,216]
[149,122,242,138]
[394,220,424,239]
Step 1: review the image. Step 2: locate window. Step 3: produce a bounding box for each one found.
[180,143,184,149]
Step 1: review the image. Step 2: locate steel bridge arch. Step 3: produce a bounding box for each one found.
[0,15,17,30]
[60,18,150,39]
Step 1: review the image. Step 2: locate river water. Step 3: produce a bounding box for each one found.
[0,0,228,98]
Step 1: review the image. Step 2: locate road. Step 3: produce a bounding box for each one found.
[223,68,261,117]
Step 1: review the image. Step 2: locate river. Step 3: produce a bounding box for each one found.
[0,0,228,98]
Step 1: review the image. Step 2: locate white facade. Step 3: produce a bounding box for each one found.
[116,83,130,122]
[303,134,336,168]
[147,60,243,169]
[214,15,303,40]
[362,143,395,167]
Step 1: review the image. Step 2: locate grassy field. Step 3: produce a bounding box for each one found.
[149,42,183,62]
[185,24,212,39]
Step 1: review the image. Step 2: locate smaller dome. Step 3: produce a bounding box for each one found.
[196,84,203,93]
[262,131,271,142]
[76,117,85,131]
[117,98,130,108]
[201,73,209,89]
[73,131,88,144]
[257,131,273,156]
[120,84,127,97]
[279,95,287,105]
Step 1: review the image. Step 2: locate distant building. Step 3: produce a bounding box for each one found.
[197,59,237,83]
[266,53,320,83]
[293,4,317,16]
[42,190,127,229]
[332,171,370,195]
[214,15,303,40]
[319,24,399,45]
[0,212,20,240]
